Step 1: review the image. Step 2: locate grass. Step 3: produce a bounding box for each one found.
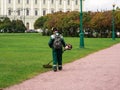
[0,33,120,88]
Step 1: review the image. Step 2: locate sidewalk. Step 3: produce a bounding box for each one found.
[4,43,120,90]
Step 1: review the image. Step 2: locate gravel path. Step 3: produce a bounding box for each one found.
[4,43,120,90]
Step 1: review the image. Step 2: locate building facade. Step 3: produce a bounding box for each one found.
[0,0,80,29]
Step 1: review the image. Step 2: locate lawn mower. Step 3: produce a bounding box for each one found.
[43,44,72,68]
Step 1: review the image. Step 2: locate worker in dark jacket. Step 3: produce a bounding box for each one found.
[48,28,66,72]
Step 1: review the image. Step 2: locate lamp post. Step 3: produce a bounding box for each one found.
[79,0,84,48]
[11,10,18,20]
[23,8,28,25]
[23,8,26,25]
[20,8,28,25]
[112,4,115,40]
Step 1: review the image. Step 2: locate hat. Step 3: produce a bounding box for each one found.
[52,27,58,32]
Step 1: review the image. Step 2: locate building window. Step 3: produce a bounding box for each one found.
[26,9,29,16]
[59,0,62,5]
[51,0,54,4]
[35,10,38,16]
[26,0,29,4]
[68,0,70,5]
[18,0,20,4]
[75,0,78,5]
[51,9,54,13]
[8,0,11,4]
[8,9,12,15]
[43,10,46,15]
[26,22,29,30]
[35,0,37,4]
[43,0,45,4]
[17,10,20,16]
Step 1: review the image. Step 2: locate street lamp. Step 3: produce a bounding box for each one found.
[112,4,115,40]
[79,0,84,48]
[23,8,28,25]
[20,8,29,25]
[11,10,18,20]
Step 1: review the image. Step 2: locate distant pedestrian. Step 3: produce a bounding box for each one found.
[48,28,66,72]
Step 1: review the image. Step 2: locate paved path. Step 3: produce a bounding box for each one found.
[4,43,120,90]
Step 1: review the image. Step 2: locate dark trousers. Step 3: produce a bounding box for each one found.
[52,49,62,66]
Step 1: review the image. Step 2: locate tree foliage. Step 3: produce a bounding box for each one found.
[34,10,120,37]
[0,17,26,33]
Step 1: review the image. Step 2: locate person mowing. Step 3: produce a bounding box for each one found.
[48,28,66,72]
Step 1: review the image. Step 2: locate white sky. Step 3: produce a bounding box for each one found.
[83,0,120,11]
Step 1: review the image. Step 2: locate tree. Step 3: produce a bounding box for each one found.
[1,17,12,32]
[0,17,26,33]
[34,10,120,37]
[12,20,26,33]
[34,16,48,29]
[115,11,120,31]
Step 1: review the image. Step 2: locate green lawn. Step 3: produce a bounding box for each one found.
[0,33,120,88]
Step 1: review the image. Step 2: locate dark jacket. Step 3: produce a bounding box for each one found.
[48,34,66,49]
